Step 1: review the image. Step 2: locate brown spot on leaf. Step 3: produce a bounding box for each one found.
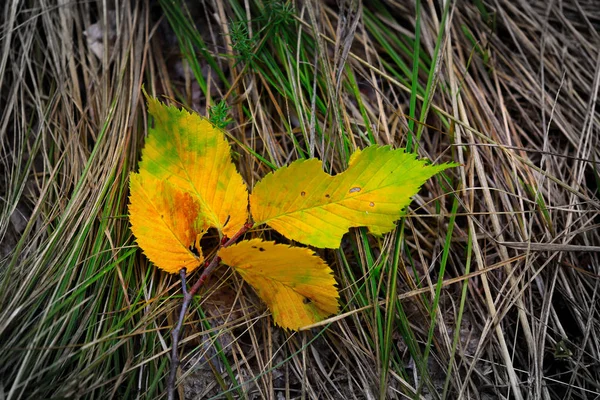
[301,191,306,197]
[369,202,375,207]
[325,194,330,198]
[349,187,361,193]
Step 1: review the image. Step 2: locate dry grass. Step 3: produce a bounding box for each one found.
[0,1,599,399]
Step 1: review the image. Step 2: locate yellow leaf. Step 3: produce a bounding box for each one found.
[129,170,205,273]
[251,145,454,248]
[139,93,248,237]
[218,239,339,330]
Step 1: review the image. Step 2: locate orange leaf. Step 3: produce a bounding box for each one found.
[129,170,205,273]
[219,239,339,330]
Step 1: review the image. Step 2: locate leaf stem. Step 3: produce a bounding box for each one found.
[166,222,252,399]
[224,222,254,246]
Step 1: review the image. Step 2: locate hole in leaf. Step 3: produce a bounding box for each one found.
[189,244,201,257]
[301,191,306,197]
[369,202,375,207]
[259,247,265,252]
[325,194,330,198]
[303,297,312,304]
[349,187,361,193]
[199,228,220,257]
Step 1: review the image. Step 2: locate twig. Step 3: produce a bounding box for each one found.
[167,268,191,400]
[166,223,252,400]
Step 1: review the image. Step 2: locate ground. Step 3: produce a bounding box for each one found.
[0,1,599,399]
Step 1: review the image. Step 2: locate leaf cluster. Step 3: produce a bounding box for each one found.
[129,94,454,330]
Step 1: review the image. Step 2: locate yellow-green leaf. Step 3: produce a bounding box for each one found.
[139,93,248,237]
[251,145,454,248]
[218,239,339,330]
[129,170,205,273]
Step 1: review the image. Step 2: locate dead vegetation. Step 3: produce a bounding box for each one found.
[0,1,598,399]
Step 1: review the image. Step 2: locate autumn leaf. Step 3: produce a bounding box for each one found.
[251,145,454,248]
[128,95,453,334]
[129,170,205,273]
[138,93,248,237]
[219,239,339,330]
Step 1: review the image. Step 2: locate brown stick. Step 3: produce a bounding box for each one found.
[167,268,191,400]
[166,223,252,399]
